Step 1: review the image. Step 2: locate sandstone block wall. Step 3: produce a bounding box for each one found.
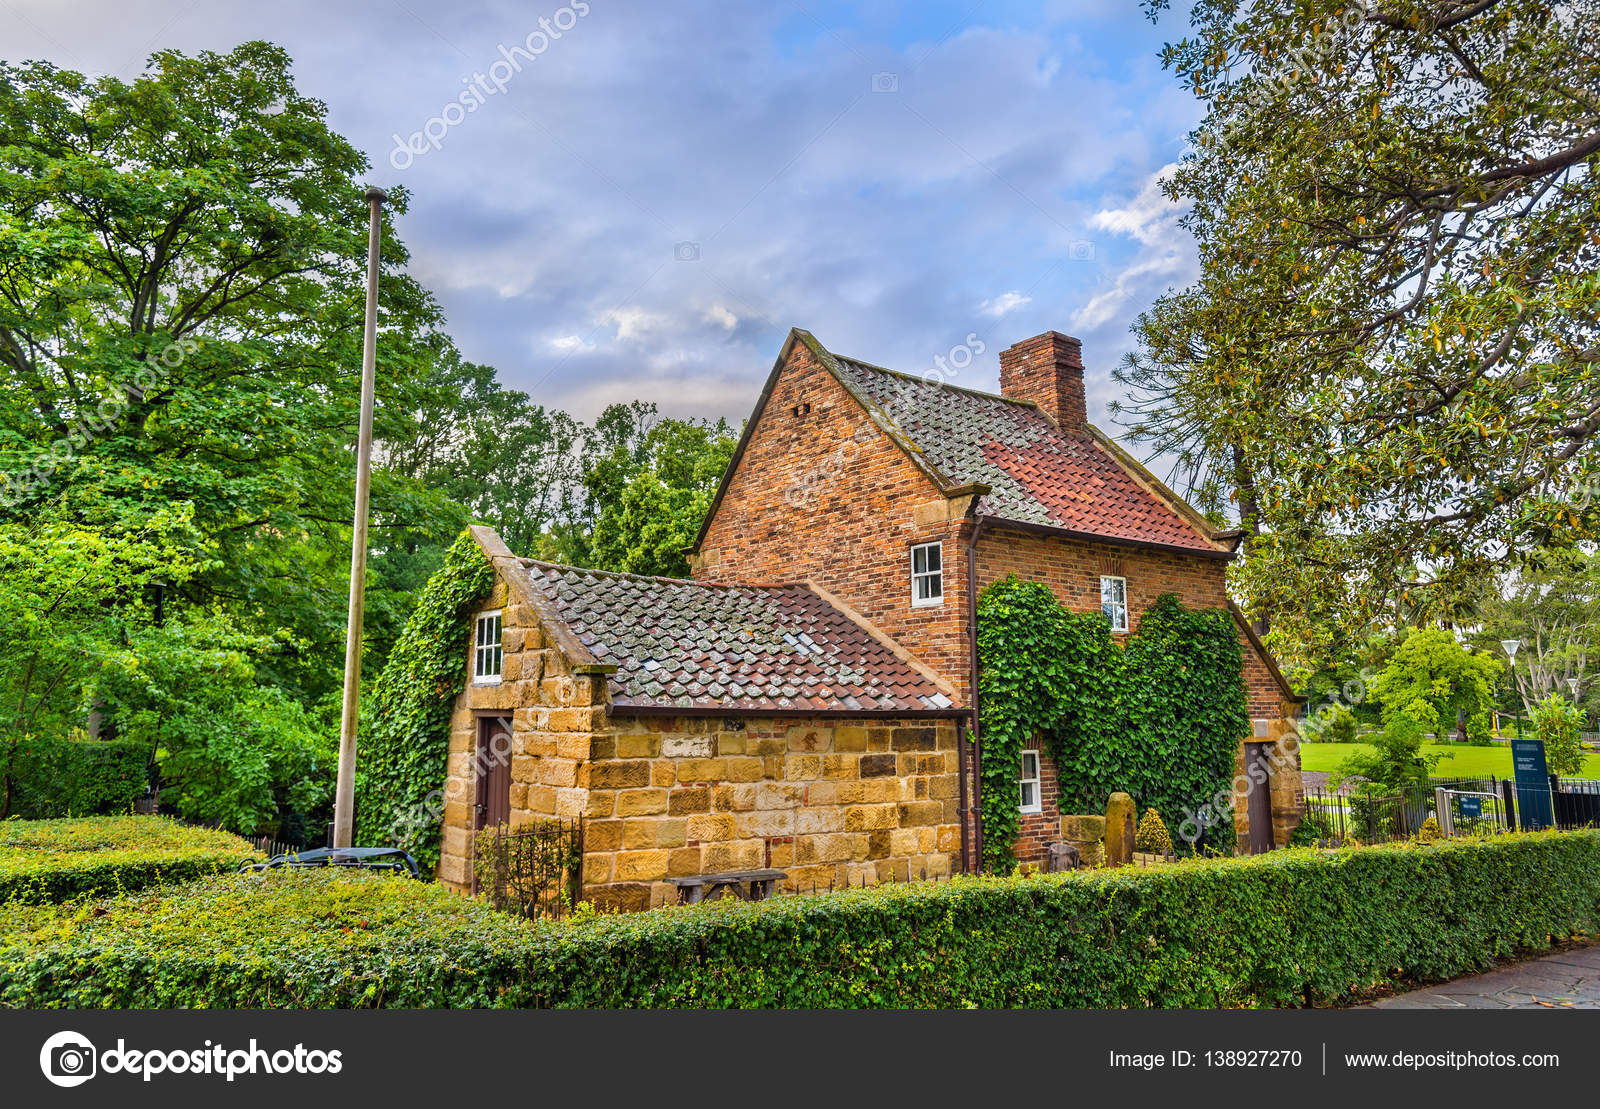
[436,578,611,893]
[582,716,962,911]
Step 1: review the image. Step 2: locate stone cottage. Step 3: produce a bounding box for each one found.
[435,326,1304,907]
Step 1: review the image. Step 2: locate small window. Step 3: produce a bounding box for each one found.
[1100,575,1128,633]
[911,542,943,607]
[474,610,503,683]
[1019,750,1042,814]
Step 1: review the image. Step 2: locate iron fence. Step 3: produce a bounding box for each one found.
[473,818,584,920]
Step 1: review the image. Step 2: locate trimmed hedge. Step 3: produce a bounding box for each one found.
[3,737,149,818]
[0,816,259,904]
[2,831,1597,1008]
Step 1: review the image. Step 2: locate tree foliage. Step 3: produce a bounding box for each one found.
[584,406,736,577]
[1370,627,1501,741]
[1531,693,1585,777]
[1469,548,1597,718]
[0,45,745,840]
[1126,0,1600,670]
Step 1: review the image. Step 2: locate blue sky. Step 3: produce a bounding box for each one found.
[2,0,1204,433]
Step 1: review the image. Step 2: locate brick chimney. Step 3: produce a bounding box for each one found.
[998,331,1088,432]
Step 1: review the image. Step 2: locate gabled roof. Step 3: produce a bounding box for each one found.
[515,558,960,716]
[691,328,1238,558]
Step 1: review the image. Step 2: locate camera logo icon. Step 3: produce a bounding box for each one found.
[673,240,700,262]
[871,72,898,93]
[40,1031,98,1087]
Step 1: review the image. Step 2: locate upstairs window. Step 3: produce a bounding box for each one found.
[1019,749,1042,814]
[911,542,943,607]
[1100,575,1129,633]
[474,610,504,683]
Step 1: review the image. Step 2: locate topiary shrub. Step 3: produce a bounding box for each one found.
[4,831,1599,1009]
[1416,815,1442,843]
[1135,808,1173,854]
[0,815,257,903]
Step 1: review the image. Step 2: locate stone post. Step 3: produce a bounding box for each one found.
[1104,792,1136,867]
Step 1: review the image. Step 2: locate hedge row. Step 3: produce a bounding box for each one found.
[0,816,259,904]
[2,830,1597,1008]
[3,737,149,818]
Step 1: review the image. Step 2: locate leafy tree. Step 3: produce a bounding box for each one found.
[1124,0,1600,671]
[1371,627,1502,742]
[94,614,334,837]
[1469,548,1597,717]
[1304,702,1360,744]
[584,405,736,577]
[379,345,587,563]
[0,43,469,710]
[1333,713,1442,795]
[0,510,204,815]
[1530,693,1585,777]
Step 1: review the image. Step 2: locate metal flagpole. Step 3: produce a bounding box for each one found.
[332,185,388,849]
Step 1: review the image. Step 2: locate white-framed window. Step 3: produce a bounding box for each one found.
[910,542,944,607]
[473,609,504,683]
[1019,749,1042,814]
[1100,575,1129,633]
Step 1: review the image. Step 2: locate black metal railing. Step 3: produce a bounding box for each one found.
[473,818,584,920]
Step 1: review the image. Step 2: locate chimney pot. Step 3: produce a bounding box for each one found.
[998,331,1088,431]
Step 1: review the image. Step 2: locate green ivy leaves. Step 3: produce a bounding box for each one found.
[353,532,495,871]
[977,578,1250,871]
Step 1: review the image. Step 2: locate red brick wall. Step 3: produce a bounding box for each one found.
[695,356,1298,862]
[1013,740,1062,867]
[694,341,972,694]
[974,525,1288,720]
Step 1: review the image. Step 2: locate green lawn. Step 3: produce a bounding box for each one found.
[1298,742,1600,779]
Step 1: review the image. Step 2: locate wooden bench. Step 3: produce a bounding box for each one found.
[666,869,786,904]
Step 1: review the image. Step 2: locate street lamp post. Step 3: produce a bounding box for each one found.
[1500,639,1523,740]
[331,185,388,850]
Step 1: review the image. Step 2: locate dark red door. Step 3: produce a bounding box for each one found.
[1245,742,1273,853]
[475,715,513,830]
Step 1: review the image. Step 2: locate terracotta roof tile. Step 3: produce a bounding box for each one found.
[823,351,1219,553]
[517,560,958,715]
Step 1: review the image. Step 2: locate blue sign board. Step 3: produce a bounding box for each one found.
[1511,738,1554,830]
[1457,795,1481,819]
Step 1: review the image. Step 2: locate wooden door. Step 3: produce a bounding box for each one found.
[475,715,513,830]
[1244,742,1273,853]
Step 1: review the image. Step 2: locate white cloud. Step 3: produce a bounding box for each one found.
[604,306,670,343]
[1070,254,1187,332]
[704,304,738,331]
[547,334,595,354]
[977,291,1031,318]
[1090,163,1187,246]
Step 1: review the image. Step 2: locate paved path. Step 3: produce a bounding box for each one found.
[1367,944,1600,1009]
